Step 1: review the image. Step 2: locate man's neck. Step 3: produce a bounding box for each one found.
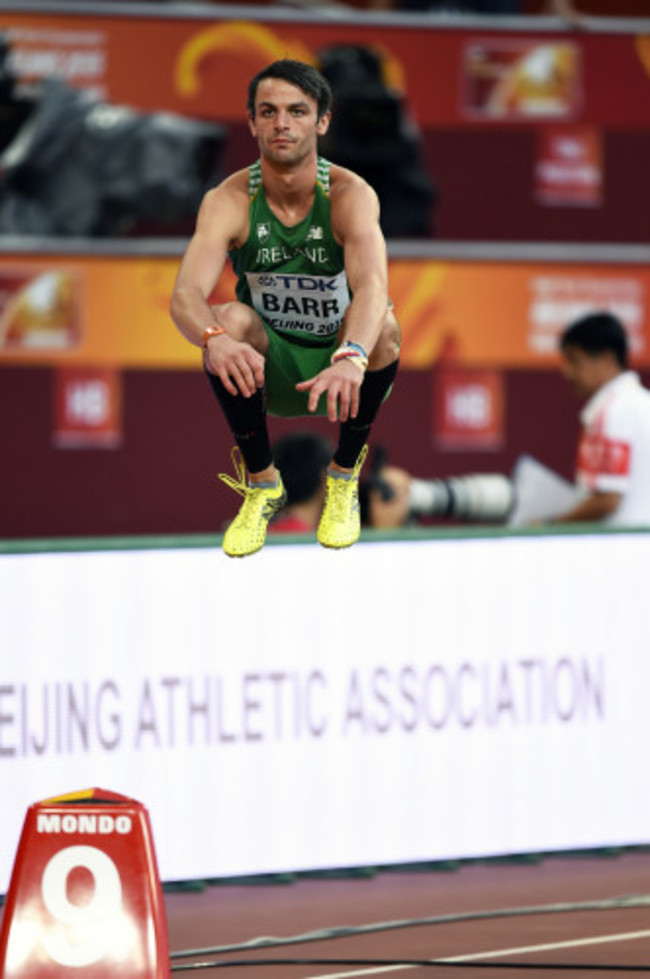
[598,364,624,390]
[260,153,318,206]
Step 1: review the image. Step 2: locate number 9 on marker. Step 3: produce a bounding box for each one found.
[0,789,170,978]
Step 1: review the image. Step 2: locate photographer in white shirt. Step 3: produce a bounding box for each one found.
[553,310,650,527]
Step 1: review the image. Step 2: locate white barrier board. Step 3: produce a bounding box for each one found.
[1,533,648,891]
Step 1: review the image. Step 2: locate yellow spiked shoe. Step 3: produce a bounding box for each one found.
[317,445,368,550]
[219,447,286,558]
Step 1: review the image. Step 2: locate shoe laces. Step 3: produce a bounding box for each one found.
[218,446,248,498]
[324,444,368,519]
[218,447,277,530]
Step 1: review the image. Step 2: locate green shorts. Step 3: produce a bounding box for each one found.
[264,326,338,417]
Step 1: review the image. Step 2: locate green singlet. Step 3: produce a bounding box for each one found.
[228,158,351,417]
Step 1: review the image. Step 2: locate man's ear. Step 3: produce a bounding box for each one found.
[316,111,331,137]
[248,112,257,138]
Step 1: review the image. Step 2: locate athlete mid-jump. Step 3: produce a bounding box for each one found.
[170,59,400,557]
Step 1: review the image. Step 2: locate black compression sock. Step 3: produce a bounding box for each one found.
[205,370,273,474]
[334,359,399,469]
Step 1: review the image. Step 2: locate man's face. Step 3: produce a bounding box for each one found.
[560,344,616,398]
[248,77,330,167]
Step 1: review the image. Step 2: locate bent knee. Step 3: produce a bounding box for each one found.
[210,301,266,348]
[369,311,401,369]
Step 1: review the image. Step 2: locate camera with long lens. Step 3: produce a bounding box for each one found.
[361,446,515,526]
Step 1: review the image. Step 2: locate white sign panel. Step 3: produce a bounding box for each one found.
[1,534,648,892]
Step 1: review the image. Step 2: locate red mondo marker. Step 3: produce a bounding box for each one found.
[0,788,170,978]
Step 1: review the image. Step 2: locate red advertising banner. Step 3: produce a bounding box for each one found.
[2,12,650,130]
[53,367,123,449]
[433,366,505,450]
[535,125,603,207]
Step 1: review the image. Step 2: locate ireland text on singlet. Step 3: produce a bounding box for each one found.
[228,158,351,345]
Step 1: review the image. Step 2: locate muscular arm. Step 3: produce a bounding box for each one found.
[170,175,264,397]
[170,179,245,347]
[296,175,390,423]
[334,177,389,357]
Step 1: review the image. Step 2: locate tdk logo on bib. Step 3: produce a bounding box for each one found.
[256,275,339,291]
[246,271,350,339]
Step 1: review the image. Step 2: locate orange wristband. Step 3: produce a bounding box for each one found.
[202,326,226,348]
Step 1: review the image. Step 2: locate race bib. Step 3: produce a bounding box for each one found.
[246,271,350,339]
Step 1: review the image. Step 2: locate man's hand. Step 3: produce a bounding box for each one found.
[204,335,265,398]
[296,359,364,422]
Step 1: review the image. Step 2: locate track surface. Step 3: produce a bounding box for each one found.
[165,851,650,978]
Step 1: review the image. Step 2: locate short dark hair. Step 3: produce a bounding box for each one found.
[273,432,333,505]
[560,311,628,369]
[247,60,332,121]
